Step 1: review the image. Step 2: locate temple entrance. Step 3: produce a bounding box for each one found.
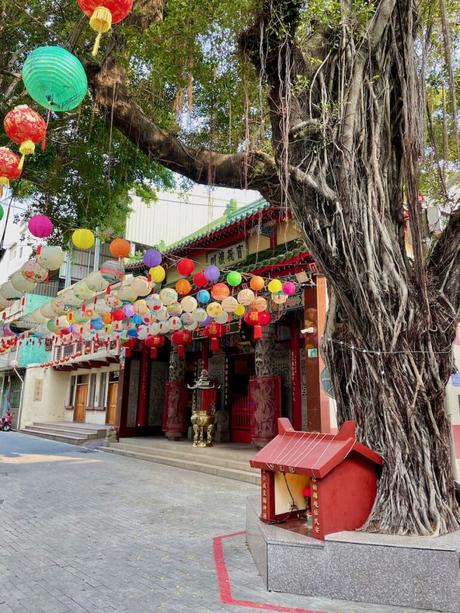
[229,352,255,443]
[74,384,88,423]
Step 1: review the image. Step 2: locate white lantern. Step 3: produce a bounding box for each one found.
[10,272,36,293]
[118,286,138,303]
[181,296,198,313]
[184,319,198,331]
[222,296,238,313]
[137,326,149,340]
[21,259,48,283]
[237,288,255,306]
[131,276,151,297]
[148,322,161,335]
[159,288,178,306]
[74,282,96,301]
[192,308,208,323]
[215,311,229,324]
[169,316,183,331]
[0,281,21,300]
[38,246,65,270]
[167,302,182,316]
[85,271,109,293]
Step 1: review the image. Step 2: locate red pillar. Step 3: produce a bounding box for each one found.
[136,343,150,427]
[290,316,302,431]
[304,276,330,433]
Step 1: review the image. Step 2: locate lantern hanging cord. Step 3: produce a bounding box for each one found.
[324,335,453,355]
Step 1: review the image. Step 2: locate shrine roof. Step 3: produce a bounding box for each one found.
[250,419,383,478]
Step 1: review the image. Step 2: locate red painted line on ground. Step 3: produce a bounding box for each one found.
[213,531,325,613]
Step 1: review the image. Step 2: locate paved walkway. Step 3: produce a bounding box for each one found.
[0,432,431,613]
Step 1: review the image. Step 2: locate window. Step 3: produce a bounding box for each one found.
[76,375,89,384]
[99,372,108,408]
[88,373,97,407]
[68,377,77,406]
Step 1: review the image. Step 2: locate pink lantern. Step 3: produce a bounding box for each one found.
[28,215,53,238]
[282,281,296,296]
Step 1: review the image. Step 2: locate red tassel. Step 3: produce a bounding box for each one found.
[254,325,262,340]
[125,348,132,358]
[178,345,185,358]
[211,338,219,352]
[150,347,158,359]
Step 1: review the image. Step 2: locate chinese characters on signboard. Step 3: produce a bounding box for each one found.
[206,241,247,267]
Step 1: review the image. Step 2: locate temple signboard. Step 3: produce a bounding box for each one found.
[206,241,247,266]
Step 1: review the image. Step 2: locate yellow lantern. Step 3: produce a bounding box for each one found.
[150,265,166,284]
[234,304,245,317]
[207,301,223,318]
[268,278,283,294]
[72,228,95,250]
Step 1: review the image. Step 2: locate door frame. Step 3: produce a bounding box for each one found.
[74,384,88,423]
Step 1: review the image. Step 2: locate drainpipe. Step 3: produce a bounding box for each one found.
[12,365,25,431]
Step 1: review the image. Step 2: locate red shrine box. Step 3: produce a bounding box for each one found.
[250,418,383,539]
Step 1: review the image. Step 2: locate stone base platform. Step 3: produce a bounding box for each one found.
[246,496,460,612]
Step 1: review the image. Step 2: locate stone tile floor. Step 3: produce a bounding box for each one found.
[0,432,436,613]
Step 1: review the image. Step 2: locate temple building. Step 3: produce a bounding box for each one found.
[115,197,335,444]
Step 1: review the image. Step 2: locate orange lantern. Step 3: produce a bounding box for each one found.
[250,275,265,292]
[4,105,47,170]
[210,282,230,301]
[109,238,131,258]
[176,278,192,296]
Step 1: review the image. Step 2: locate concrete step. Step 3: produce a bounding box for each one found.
[100,446,261,485]
[110,441,255,472]
[21,428,89,445]
[32,422,110,437]
[27,425,100,439]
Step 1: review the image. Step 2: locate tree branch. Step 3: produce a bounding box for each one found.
[87,60,281,201]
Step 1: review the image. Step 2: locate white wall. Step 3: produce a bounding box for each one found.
[125,186,260,248]
[20,365,69,428]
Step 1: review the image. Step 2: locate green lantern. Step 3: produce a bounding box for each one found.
[226,271,242,287]
[22,46,88,112]
[0,205,3,221]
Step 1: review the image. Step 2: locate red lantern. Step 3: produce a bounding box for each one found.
[193,271,208,288]
[112,309,125,321]
[145,334,165,359]
[244,309,271,340]
[122,337,137,358]
[176,258,195,276]
[4,105,47,170]
[171,330,192,358]
[0,147,21,197]
[77,0,134,56]
[204,322,225,352]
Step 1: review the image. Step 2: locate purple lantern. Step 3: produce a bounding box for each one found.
[123,304,135,318]
[143,248,162,267]
[204,265,220,283]
[28,215,54,238]
[201,315,212,327]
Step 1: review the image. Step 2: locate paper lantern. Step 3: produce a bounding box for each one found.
[176,278,192,296]
[234,304,245,317]
[155,306,169,321]
[237,288,255,306]
[181,312,195,326]
[215,311,229,325]
[204,265,220,283]
[74,283,96,301]
[169,316,183,331]
[184,320,198,332]
[72,228,95,250]
[226,271,242,287]
[112,309,125,321]
[196,289,211,304]
[0,147,21,196]
[85,271,108,292]
[145,334,165,358]
[110,238,130,258]
[10,272,36,293]
[0,205,3,220]
[167,302,182,316]
[282,281,296,296]
[28,215,53,238]
[100,260,125,283]
[159,288,178,305]
[143,248,162,267]
[149,265,166,284]
[211,283,230,301]
[77,0,133,56]
[131,276,151,297]
[222,296,238,313]
[181,296,197,313]
[21,260,47,283]
[192,308,208,323]
[245,309,271,340]
[206,301,223,318]
[193,271,208,288]
[4,105,47,170]
[249,276,264,291]
[0,281,21,300]
[204,322,225,352]
[123,304,135,318]
[272,293,288,305]
[22,46,88,112]
[171,330,192,358]
[268,279,283,294]
[117,286,137,303]
[177,258,195,276]
[38,246,65,270]
[252,296,268,312]
[134,299,149,316]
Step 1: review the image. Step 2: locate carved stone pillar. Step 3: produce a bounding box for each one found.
[250,325,281,448]
[162,347,187,440]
